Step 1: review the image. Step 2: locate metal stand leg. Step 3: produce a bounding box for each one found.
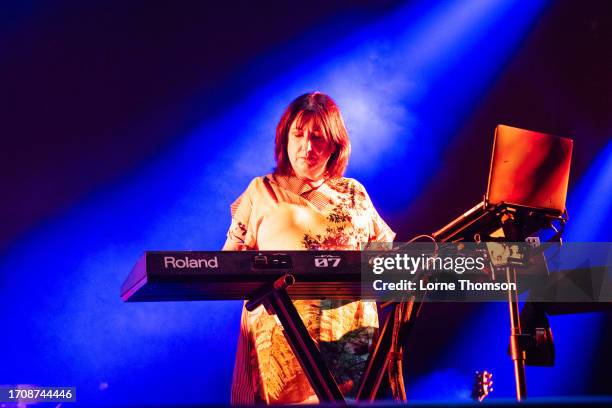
[501,216,529,401]
[246,275,345,403]
[356,303,396,401]
[356,299,419,402]
[507,266,528,401]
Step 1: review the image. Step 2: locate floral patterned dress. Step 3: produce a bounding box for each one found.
[227,174,395,404]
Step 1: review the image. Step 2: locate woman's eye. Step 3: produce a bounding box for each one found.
[311,133,324,140]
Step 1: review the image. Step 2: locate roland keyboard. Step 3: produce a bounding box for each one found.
[121,248,564,303]
[121,251,364,301]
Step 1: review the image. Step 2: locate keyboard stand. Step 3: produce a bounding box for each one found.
[245,274,345,404]
[356,291,427,402]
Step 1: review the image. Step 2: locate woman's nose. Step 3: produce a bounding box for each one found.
[305,137,313,153]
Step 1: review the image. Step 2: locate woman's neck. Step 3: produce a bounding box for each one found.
[296,175,326,188]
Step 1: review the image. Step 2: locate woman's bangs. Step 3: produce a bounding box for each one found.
[295,110,332,142]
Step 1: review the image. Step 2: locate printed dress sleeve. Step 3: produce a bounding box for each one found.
[369,206,396,243]
[358,182,396,243]
[228,179,260,404]
[231,307,256,405]
[226,178,258,249]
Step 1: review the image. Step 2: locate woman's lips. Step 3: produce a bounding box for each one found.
[297,156,317,164]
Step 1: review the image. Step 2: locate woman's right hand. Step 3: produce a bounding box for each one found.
[222,238,248,251]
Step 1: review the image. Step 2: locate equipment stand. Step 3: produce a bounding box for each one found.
[506,265,528,401]
[356,296,425,402]
[501,214,530,401]
[245,274,345,404]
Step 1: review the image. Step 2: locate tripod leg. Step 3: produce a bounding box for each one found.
[247,275,345,403]
[267,288,345,403]
[356,299,417,402]
[356,303,395,401]
[507,266,527,401]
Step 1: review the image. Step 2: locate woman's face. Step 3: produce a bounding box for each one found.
[287,116,335,181]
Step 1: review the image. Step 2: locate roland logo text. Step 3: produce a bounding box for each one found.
[164,256,219,269]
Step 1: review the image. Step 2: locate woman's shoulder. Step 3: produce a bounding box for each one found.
[231,175,270,210]
[326,176,369,195]
[241,175,273,192]
[234,174,282,208]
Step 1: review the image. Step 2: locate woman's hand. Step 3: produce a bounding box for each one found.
[222,237,248,251]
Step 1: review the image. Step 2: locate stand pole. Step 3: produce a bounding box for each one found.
[501,215,529,401]
[356,297,421,402]
[506,266,527,401]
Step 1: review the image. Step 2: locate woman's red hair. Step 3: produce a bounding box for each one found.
[274,92,351,177]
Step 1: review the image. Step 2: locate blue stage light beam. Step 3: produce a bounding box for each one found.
[565,139,612,242]
[223,0,549,213]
